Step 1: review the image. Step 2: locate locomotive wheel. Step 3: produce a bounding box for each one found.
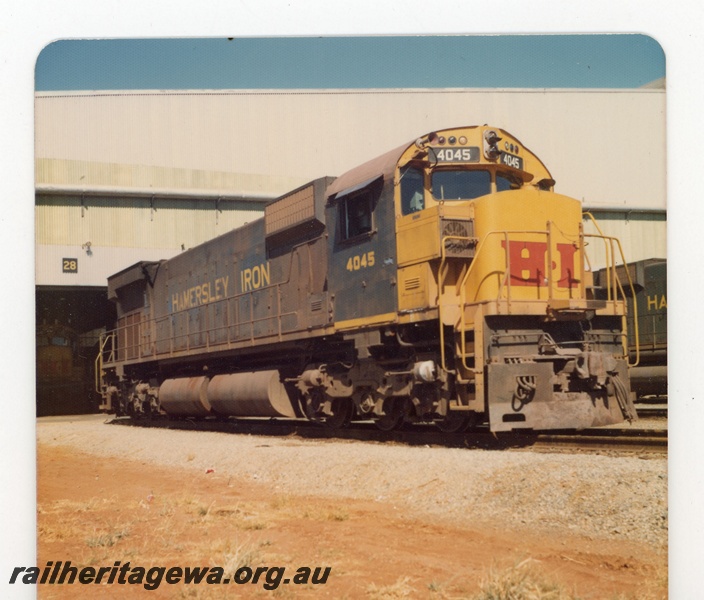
[436,413,470,433]
[374,397,406,432]
[323,397,355,429]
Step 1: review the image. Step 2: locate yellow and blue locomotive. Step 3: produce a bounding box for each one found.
[98,125,637,431]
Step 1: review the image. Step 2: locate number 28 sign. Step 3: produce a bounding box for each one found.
[62,258,78,273]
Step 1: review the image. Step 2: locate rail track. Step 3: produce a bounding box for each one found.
[108,413,667,456]
[634,403,668,419]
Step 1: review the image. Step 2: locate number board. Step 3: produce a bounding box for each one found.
[500,152,524,171]
[429,147,480,163]
[62,258,78,273]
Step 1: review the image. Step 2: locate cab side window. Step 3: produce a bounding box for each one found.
[400,167,425,215]
[340,189,373,240]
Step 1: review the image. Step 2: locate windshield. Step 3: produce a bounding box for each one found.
[497,173,521,192]
[431,170,491,200]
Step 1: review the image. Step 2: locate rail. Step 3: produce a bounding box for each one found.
[110,416,667,454]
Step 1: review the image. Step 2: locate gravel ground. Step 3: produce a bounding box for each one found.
[36,417,668,550]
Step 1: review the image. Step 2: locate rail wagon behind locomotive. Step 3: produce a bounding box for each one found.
[37,322,97,416]
[595,259,667,398]
[98,125,637,431]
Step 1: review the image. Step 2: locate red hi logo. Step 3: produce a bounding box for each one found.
[500,240,578,288]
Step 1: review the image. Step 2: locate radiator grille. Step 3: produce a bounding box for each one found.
[441,218,475,258]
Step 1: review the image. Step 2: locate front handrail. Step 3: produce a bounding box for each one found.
[438,223,638,374]
[439,228,553,372]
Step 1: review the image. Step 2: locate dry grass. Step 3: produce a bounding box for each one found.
[38,489,281,569]
[470,558,668,600]
[37,446,666,600]
[473,559,578,600]
[366,576,417,599]
[85,526,130,548]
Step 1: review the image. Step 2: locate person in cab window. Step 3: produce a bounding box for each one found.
[348,193,372,237]
[400,166,425,215]
[409,189,424,212]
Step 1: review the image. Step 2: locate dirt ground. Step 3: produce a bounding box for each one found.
[35,443,667,599]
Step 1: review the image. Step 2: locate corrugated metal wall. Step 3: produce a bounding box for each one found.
[35,158,300,197]
[36,194,263,248]
[35,88,666,209]
[35,194,264,286]
[35,88,666,285]
[583,210,666,268]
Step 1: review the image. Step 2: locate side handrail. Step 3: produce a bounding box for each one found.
[95,332,115,393]
[102,283,304,365]
[438,233,475,371]
[583,211,639,367]
[583,235,640,368]
[582,212,614,301]
[145,238,319,356]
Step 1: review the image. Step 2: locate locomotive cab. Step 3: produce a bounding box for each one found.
[389,126,636,430]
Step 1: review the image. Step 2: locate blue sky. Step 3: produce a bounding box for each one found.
[35,35,665,91]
